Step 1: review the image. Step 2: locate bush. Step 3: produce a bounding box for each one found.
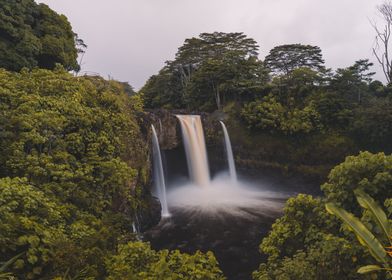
[106,242,225,280]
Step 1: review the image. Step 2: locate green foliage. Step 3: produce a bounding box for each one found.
[258,194,338,260]
[326,191,392,278]
[0,68,146,214]
[330,59,375,103]
[0,177,66,279]
[253,194,367,280]
[0,68,150,278]
[242,94,322,135]
[0,68,225,279]
[325,203,387,264]
[141,68,185,109]
[142,32,268,111]
[255,152,392,280]
[310,91,353,130]
[0,0,79,71]
[355,189,391,242]
[106,242,225,280]
[265,44,325,76]
[241,95,285,132]
[0,252,25,280]
[350,98,392,151]
[254,236,365,280]
[322,151,392,213]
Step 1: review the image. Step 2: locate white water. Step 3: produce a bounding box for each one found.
[132,222,138,233]
[151,115,288,220]
[176,115,210,187]
[220,121,237,182]
[167,175,286,219]
[151,125,170,217]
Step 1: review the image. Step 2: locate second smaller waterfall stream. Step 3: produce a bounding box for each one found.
[220,121,237,182]
[151,124,170,217]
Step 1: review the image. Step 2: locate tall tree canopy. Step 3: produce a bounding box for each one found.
[0,0,80,71]
[330,59,375,103]
[265,44,325,76]
[142,32,267,111]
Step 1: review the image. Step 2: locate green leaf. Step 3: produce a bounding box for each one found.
[354,189,391,244]
[325,203,387,263]
[0,252,25,272]
[0,272,14,280]
[357,265,383,274]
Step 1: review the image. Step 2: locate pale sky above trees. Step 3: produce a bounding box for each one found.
[38,0,384,89]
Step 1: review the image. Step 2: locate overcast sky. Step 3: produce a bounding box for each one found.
[38,0,385,89]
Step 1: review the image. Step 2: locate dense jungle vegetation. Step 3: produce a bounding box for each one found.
[0,0,391,279]
[141,30,392,279]
[141,31,392,181]
[0,1,224,279]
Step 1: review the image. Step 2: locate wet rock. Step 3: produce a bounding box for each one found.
[139,196,161,232]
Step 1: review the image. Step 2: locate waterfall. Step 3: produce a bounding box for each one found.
[151,125,170,217]
[132,222,138,233]
[220,121,237,182]
[159,119,163,134]
[176,115,210,187]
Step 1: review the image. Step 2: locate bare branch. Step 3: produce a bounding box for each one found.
[371,1,392,83]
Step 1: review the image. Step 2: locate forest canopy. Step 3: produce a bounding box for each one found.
[0,1,391,279]
[0,67,224,279]
[0,0,81,72]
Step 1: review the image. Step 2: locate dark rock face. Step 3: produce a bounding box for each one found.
[145,109,225,150]
[139,195,162,232]
[145,109,183,150]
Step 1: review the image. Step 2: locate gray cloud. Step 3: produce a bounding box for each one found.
[38,0,385,89]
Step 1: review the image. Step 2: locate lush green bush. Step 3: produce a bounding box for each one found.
[322,151,392,213]
[0,68,226,279]
[350,98,392,152]
[0,68,150,278]
[253,194,371,280]
[254,152,392,279]
[106,242,225,280]
[0,177,66,279]
[241,95,322,135]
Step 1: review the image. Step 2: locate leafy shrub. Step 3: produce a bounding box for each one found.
[106,242,225,280]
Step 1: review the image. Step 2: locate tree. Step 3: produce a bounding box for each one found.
[141,67,185,109]
[142,32,267,110]
[350,98,392,151]
[330,59,375,103]
[106,242,225,280]
[253,194,367,280]
[310,91,353,130]
[265,44,325,76]
[185,53,267,110]
[321,152,392,213]
[254,153,392,280]
[172,32,259,79]
[371,1,392,83]
[0,68,153,278]
[0,177,67,279]
[0,0,80,71]
[74,34,87,74]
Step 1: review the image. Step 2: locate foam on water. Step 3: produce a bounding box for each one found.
[166,173,288,220]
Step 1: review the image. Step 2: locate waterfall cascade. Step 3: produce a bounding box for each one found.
[132,213,142,239]
[220,121,237,182]
[151,124,170,217]
[176,115,210,187]
[150,114,286,218]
